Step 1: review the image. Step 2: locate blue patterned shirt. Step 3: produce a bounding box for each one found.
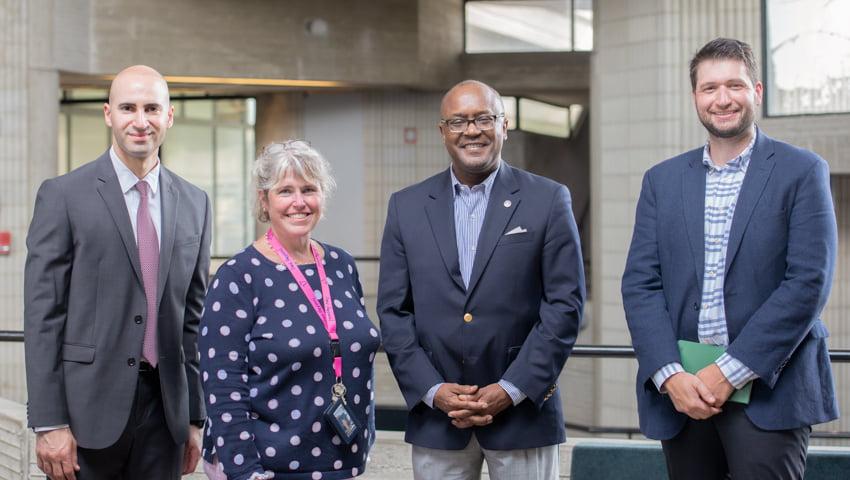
[653,137,760,391]
[422,164,527,407]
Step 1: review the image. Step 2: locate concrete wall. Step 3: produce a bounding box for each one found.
[59,0,490,90]
[0,0,60,404]
[53,0,583,93]
[304,93,367,257]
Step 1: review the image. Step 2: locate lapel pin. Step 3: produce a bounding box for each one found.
[503,200,512,208]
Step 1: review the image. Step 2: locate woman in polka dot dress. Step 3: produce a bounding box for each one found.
[200,141,380,480]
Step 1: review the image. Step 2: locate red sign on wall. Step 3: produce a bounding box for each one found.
[0,231,10,255]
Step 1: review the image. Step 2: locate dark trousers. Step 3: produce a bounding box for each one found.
[76,367,183,480]
[661,403,810,480]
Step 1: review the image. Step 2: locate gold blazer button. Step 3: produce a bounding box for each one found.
[463,313,473,323]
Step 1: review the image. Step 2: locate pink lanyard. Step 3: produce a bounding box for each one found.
[266,229,342,381]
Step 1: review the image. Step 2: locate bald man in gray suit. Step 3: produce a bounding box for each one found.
[25,66,210,479]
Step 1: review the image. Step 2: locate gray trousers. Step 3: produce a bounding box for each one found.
[412,434,559,480]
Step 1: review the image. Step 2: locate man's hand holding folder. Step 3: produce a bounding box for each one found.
[696,364,736,407]
[662,340,754,420]
[662,372,722,420]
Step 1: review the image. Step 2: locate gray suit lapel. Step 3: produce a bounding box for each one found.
[682,152,706,292]
[424,170,466,292]
[157,168,179,308]
[96,154,144,285]
[466,164,520,297]
[725,131,776,272]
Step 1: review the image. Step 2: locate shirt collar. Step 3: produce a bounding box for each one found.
[702,133,756,173]
[450,163,500,197]
[109,146,161,195]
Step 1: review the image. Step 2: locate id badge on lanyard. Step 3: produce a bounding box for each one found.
[266,229,361,443]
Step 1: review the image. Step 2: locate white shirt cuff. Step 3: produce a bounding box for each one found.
[715,353,759,389]
[422,383,443,408]
[652,362,685,392]
[33,424,69,433]
[497,379,527,406]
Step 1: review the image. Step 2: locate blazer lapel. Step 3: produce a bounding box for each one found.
[725,131,776,272]
[157,168,179,308]
[466,164,520,297]
[424,170,465,291]
[96,153,144,285]
[682,151,706,291]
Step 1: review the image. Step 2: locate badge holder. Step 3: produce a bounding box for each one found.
[324,380,360,444]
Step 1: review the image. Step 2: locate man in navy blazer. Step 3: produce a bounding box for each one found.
[622,38,838,479]
[377,80,584,479]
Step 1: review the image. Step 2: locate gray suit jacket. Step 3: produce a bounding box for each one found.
[24,150,211,449]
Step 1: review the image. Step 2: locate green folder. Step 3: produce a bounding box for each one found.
[677,340,752,405]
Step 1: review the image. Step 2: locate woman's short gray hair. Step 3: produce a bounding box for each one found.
[253,140,337,223]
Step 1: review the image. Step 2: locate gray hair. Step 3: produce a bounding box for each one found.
[253,140,337,223]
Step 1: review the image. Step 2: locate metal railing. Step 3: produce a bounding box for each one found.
[4,331,849,438]
[3,331,848,361]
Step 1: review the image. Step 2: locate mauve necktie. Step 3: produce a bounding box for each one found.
[136,180,159,367]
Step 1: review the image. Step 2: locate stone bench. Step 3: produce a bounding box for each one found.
[569,441,850,480]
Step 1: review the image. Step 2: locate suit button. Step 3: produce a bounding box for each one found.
[693,302,700,311]
[463,313,473,323]
[127,357,136,367]
[134,315,143,324]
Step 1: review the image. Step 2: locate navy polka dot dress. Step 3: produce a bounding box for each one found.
[200,243,380,480]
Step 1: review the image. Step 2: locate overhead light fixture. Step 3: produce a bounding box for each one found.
[95,74,347,89]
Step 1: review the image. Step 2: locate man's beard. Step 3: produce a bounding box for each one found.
[699,108,754,139]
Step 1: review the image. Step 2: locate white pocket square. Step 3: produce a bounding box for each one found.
[505,226,527,235]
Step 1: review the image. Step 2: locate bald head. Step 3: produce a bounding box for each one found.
[109,65,170,105]
[104,65,174,171]
[440,80,504,117]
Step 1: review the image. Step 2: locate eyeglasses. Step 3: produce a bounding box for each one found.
[439,114,505,133]
[262,139,311,153]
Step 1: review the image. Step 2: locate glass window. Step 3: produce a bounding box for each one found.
[59,95,256,257]
[66,111,111,170]
[66,88,108,100]
[519,97,570,138]
[465,0,593,53]
[573,0,593,51]
[184,100,214,120]
[765,0,850,116]
[165,124,214,194]
[214,126,248,254]
[503,96,518,130]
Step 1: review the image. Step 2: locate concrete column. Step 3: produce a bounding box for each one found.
[0,0,66,403]
[590,0,761,428]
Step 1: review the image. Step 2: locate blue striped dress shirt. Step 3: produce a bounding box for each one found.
[653,137,760,391]
[422,164,527,407]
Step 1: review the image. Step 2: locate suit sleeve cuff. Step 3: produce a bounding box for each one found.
[33,424,69,433]
[422,383,443,408]
[715,353,759,389]
[652,362,684,393]
[497,379,527,406]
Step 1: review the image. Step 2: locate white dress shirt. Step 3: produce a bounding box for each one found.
[110,146,162,247]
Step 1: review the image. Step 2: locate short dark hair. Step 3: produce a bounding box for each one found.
[689,38,758,91]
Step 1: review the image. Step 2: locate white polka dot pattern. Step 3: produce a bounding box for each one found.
[199,245,378,477]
